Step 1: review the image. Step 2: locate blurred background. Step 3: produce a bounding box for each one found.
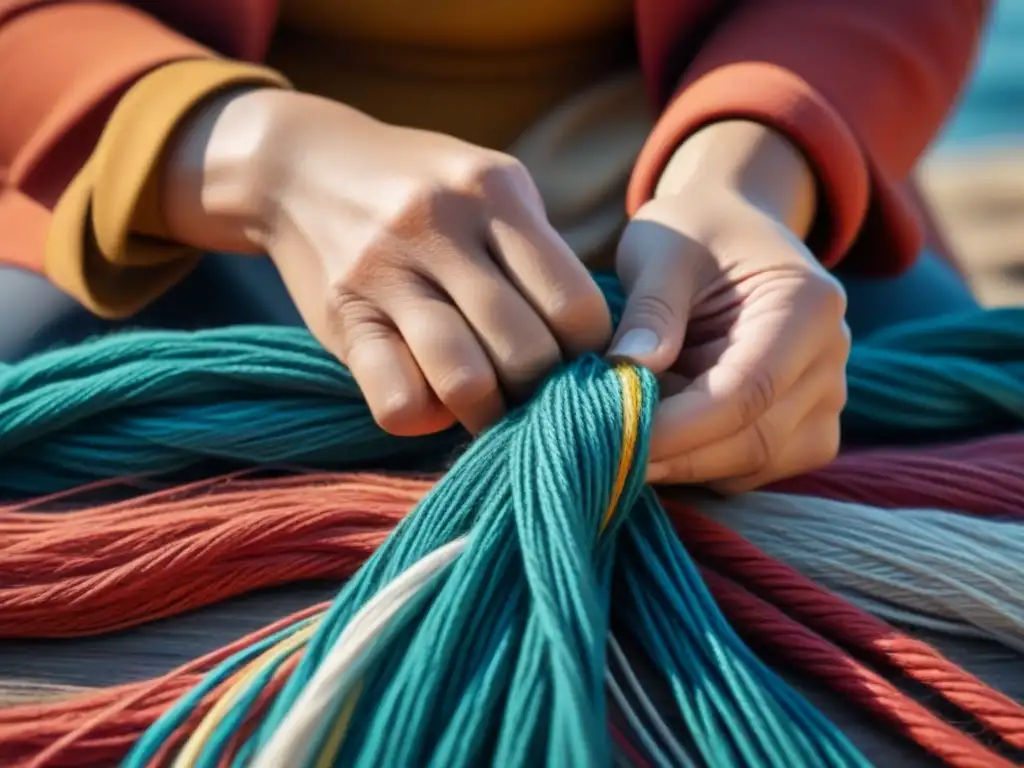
[922,3,1024,305]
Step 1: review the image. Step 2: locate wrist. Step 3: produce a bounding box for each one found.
[653,120,817,240]
[160,86,285,254]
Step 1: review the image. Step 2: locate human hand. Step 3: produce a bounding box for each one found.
[162,89,611,436]
[610,125,849,493]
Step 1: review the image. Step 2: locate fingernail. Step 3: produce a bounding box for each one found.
[608,329,660,360]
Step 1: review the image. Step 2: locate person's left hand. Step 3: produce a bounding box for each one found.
[608,184,850,494]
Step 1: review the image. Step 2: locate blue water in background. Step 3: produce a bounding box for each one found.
[937,3,1024,150]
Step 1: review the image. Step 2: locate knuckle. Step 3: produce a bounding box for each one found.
[496,342,561,387]
[809,273,849,321]
[464,154,543,211]
[412,179,474,223]
[544,285,612,343]
[625,292,679,330]
[373,387,433,435]
[434,365,498,410]
[736,369,776,426]
[665,454,697,485]
[324,284,372,343]
[539,288,576,328]
[450,153,524,195]
[747,419,776,471]
[388,172,487,229]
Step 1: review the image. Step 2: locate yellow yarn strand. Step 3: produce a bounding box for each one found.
[601,363,643,533]
[172,620,320,767]
[314,680,365,768]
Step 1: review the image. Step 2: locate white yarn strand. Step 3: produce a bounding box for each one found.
[700,492,1024,652]
[253,536,469,768]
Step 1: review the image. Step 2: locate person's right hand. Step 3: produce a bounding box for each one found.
[163,89,612,436]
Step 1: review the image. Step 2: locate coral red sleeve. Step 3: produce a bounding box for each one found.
[0,1,221,273]
[628,0,990,275]
[0,0,277,276]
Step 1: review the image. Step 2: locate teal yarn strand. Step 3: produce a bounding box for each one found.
[842,307,1024,440]
[0,328,464,495]
[0,282,1016,764]
[121,356,870,767]
[1,280,1023,496]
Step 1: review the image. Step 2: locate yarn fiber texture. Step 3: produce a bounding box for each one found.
[117,357,868,768]
[5,466,1024,767]
[2,278,1023,767]
[702,491,1024,651]
[1,279,1023,496]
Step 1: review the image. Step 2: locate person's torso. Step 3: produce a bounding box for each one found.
[266,0,638,149]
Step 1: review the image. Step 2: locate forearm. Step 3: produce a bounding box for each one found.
[160,88,390,256]
[654,120,817,240]
[632,0,988,274]
[159,86,283,255]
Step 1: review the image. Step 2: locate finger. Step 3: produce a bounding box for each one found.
[648,287,841,460]
[608,216,696,372]
[671,338,729,380]
[487,201,612,357]
[647,355,843,482]
[332,314,455,437]
[430,249,562,400]
[385,287,505,434]
[647,410,788,486]
[709,410,842,495]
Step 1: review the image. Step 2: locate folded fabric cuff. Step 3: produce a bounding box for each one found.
[46,58,291,319]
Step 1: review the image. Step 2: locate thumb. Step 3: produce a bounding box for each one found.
[607,244,692,374]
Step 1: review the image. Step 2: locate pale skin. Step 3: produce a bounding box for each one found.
[160,88,850,493]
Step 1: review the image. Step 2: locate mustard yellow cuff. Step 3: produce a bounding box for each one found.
[47,58,292,319]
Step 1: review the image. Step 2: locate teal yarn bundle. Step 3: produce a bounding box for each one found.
[840,307,1024,440]
[121,356,870,768]
[4,280,1022,765]
[1,275,1023,495]
[0,328,464,496]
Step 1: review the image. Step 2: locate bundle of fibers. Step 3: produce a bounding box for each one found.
[4,479,1021,768]
[0,473,420,636]
[6,474,1024,761]
[5,432,1024,639]
[694,492,1024,652]
[771,433,1024,516]
[6,357,874,767]
[663,504,1024,756]
[1,291,1021,766]
[1,296,1023,495]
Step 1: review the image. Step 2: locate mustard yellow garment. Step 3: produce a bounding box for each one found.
[47,59,290,318]
[270,0,634,149]
[48,0,645,317]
